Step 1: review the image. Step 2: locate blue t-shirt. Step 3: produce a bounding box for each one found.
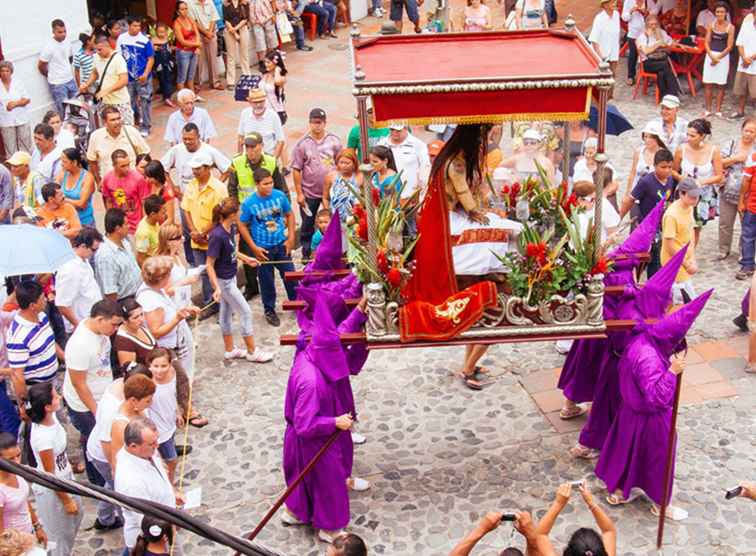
[240,189,291,249]
[117,32,155,81]
[207,223,238,280]
[631,172,673,221]
[213,0,225,29]
[311,229,323,252]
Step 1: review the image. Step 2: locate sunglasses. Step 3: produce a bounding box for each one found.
[168,236,182,241]
[523,139,540,146]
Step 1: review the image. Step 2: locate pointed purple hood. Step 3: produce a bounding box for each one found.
[634,244,688,319]
[646,289,713,356]
[296,285,351,332]
[304,295,349,383]
[304,215,345,272]
[608,198,665,259]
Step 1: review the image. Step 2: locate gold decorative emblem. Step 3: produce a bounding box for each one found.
[435,297,471,324]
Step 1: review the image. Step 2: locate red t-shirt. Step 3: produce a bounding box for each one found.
[102,169,151,234]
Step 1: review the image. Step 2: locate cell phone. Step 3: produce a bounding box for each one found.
[570,480,584,487]
[725,486,742,500]
[500,513,516,522]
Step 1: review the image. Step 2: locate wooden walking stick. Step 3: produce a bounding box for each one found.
[656,369,683,549]
[235,429,342,554]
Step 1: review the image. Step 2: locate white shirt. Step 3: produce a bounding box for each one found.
[589,10,621,62]
[56,128,76,151]
[696,9,729,31]
[622,0,648,39]
[636,29,673,62]
[114,448,175,548]
[55,255,103,333]
[30,416,73,483]
[63,320,113,413]
[572,158,616,183]
[39,38,74,85]
[379,134,431,199]
[189,0,220,29]
[577,197,621,243]
[136,285,180,348]
[0,78,30,127]
[30,147,62,182]
[86,386,123,463]
[160,142,231,191]
[163,107,218,145]
[237,107,284,156]
[149,377,177,443]
[737,19,756,76]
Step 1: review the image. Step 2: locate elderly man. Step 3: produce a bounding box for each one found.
[30,123,62,181]
[81,34,133,125]
[648,95,688,154]
[7,151,45,209]
[94,208,142,303]
[87,105,150,185]
[35,182,81,239]
[291,108,342,259]
[237,88,284,158]
[114,417,179,554]
[55,227,103,334]
[163,89,218,145]
[37,19,77,117]
[117,16,155,137]
[379,124,430,200]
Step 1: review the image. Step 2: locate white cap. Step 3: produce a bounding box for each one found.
[660,94,680,108]
[522,128,542,142]
[388,123,405,131]
[584,137,598,150]
[189,151,212,168]
[642,120,663,137]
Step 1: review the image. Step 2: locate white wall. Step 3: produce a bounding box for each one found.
[1,0,90,123]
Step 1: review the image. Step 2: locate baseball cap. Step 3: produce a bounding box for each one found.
[661,95,680,109]
[309,108,327,121]
[244,132,264,147]
[428,140,444,156]
[678,177,701,197]
[247,88,267,102]
[388,123,405,131]
[642,120,663,137]
[189,151,213,168]
[7,151,31,166]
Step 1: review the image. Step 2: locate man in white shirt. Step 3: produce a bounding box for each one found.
[380,124,431,200]
[56,228,103,334]
[37,19,77,118]
[30,123,62,181]
[649,94,688,153]
[115,417,179,552]
[733,5,756,119]
[163,89,218,145]
[237,88,284,158]
[161,122,230,193]
[589,0,621,96]
[63,299,122,487]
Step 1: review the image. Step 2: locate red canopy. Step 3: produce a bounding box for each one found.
[351,29,612,125]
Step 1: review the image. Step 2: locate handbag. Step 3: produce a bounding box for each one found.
[276,11,294,42]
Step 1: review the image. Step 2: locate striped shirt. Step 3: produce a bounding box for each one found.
[73,48,95,86]
[6,313,58,384]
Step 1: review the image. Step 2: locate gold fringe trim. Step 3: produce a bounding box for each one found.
[375,111,589,126]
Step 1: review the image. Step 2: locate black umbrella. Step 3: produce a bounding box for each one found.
[588,104,634,136]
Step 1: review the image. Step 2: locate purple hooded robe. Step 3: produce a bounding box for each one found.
[595,289,713,505]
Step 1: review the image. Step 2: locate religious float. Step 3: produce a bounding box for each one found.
[282,20,649,349]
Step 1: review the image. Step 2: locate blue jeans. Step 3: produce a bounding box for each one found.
[257,243,296,314]
[219,277,254,336]
[91,458,121,526]
[0,382,20,438]
[192,248,213,305]
[288,14,306,48]
[48,79,77,117]
[65,404,105,487]
[176,50,198,84]
[127,79,153,132]
[304,3,333,35]
[740,210,756,271]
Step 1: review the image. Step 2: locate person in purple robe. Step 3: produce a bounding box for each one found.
[558,199,666,420]
[595,289,713,521]
[282,295,369,543]
[300,216,347,287]
[571,245,688,459]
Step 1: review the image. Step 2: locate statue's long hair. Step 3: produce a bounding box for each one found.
[430,124,492,186]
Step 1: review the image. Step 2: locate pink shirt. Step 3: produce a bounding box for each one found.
[102,169,151,234]
[0,476,33,533]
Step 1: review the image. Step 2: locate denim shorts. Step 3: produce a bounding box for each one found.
[158,434,178,461]
[176,50,198,84]
[390,0,419,23]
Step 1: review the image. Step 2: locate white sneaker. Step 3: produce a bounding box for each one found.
[318,529,345,543]
[281,509,306,526]
[374,7,383,17]
[651,503,689,521]
[224,347,247,360]
[348,477,371,491]
[246,347,273,363]
[555,339,573,354]
[351,431,366,445]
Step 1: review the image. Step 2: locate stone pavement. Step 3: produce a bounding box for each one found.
[72,10,756,556]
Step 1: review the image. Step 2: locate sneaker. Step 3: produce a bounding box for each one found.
[246,347,274,363]
[139,129,150,137]
[351,431,366,445]
[297,44,314,51]
[94,516,124,531]
[281,509,307,526]
[374,7,383,16]
[175,444,193,457]
[265,311,281,327]
[224,347,248,360]
[347,477,371,491]
[318,529,345,544]
[734,313,749,332]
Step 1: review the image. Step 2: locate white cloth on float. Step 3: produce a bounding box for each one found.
[449,210,523,275]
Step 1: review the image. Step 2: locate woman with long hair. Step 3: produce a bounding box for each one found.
[369,145,400,198]
[26,383,82,556]
[322,149,362,224]
[261,50,288,126]
[131,516,174,556]
[55,148,95,227]
[206,197,273,362]
[702,2,734,117]
[464,0,492,31]
[173,0,201,93]
[143,160,176,225]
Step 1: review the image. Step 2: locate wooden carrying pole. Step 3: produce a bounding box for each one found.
[656,370,683,549]
[236,430,342,553]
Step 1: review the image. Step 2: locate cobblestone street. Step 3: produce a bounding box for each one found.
[73,6,755,556]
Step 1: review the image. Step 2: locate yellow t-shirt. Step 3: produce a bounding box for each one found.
[134,217,160,256]
[94,52,130,106]
[180,177,228,250]
[661,199,693,283]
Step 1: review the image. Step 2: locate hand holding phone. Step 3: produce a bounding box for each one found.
[500,513,516,522]
[725,486,743,500]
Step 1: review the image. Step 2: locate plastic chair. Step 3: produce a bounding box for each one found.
[633,66,661,104]
[301,12,318,41]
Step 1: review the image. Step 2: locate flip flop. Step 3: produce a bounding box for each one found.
[473,365,491,375]
[460,373,483,390]
[559,405,586,420]
[188,413,209,428]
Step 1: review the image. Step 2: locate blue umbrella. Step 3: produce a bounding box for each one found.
[588,104,634,136]
[0,224,75,276]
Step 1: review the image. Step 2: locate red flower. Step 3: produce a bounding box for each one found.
[387,267,402,287]
[512,182,521,195]
[357,216,368,241]
[371,187,381,207]
[502,184,511,194]
[377,250,389,274]
[591,257,609,275]
[352,204,365,219]
[525,242,547,265]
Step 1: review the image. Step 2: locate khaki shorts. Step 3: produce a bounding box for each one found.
[734,71,756,99]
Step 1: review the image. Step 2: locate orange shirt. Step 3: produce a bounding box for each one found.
[36,202,82,233]
[744,153,756,214]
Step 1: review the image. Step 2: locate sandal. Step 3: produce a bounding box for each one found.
[559,405,586,420]
[188,413,209,428]
[473,365,490,375]
[569,444,600,459]
[213,82,225,91]
[606,493,630,506]
[460,372,483,391]
[72,461,86,474]
[651,504,689,521]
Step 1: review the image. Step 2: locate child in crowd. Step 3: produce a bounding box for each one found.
[146,349,183,483]
[132,516,174,556]
[73,33,96,94]
[310,209,331,253]
[152,22,177,108]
